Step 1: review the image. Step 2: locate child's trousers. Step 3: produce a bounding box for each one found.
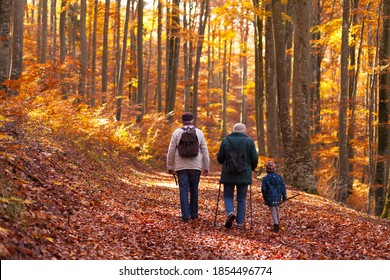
[269,206,280,225]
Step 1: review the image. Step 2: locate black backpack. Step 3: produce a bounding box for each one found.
[177,126,199,157]
[226,137,247,173]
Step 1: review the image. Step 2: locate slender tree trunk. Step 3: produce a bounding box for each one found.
[165,0,180,122]
[37,0,42,61]
[368,2,382,213]
[222,33,228,138]
[136,0,144,122]
[183,2,191,112]
[192,0,209,124]
[0,0,12,93]
[59,0,68,99]
[59,0,67,63]
[90,0,98,107]
[50,0,57,61]
[346,0,360,196]
[114,0,121,95]
[336,0,351,203]
[11,0,24,82]
[129,1,137,102]
[116,0,131,121]
[79,0,88,101]
[271,0,294,183]
[40,0,48,63]
[239,17,249,124]
[311,0,322,135]
[377,0,389,217]
[102,0,110,103]
[253,0,266,155]
[156,0,163,112]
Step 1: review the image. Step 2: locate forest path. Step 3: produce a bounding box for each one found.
[0,118,389,260]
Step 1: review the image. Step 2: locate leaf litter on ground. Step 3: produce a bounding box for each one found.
[0,118,389,260]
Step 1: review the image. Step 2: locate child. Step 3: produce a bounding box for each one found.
[261,161,286,232]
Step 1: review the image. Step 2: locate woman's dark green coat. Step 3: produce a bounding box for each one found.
[217,132,258,184]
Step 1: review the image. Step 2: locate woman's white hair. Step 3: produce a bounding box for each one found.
[233,123,246,133]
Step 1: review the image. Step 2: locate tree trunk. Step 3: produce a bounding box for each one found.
[271,0,294,183]
[50,0,57,61]
[40,0,48,63]
[183,2,192,113]
[11,0,24,82]
[136,0,144,122]
[79,0,88,101]
[102,0,110,103]
[0,0,12,93]
[222,34,228,138]
[59,0,67,63]
[116,0,131,121]
[377,0,389,217]
[253,0,266,156]
[291,0,316,192]
[367,2,382,214]
[90,0,98,107]
[265,3,279,159]
[239,16,249,124]
[59,0,68,99]
[114,0,121,95]
[156,0,163,112]
[165,0,180,122]
[336,0,351,203]
[192,0,209,124]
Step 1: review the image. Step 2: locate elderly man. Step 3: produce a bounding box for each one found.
[167,113,210,222]
[217,123,258,229]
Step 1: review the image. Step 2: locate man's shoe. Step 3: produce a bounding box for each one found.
[273,224,279,232]
[224,213,236,229]
[182,218,189,223]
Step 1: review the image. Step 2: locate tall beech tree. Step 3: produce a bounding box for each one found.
[271,0,294,183]
[291,0,316,192]
[337,0,351,203]
[192,0,210,124]
[165,0,180,122]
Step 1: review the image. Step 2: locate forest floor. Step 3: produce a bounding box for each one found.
[0,115,389,260]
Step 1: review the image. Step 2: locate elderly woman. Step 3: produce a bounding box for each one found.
[217,123,258,229]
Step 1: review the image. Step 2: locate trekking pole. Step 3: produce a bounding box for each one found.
[285,193,300,201]
[213,183,222,227]
[249,184,253,229]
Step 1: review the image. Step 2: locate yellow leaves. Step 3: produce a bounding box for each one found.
[1,196,33,206]
[0,115,12,123]
[0,226,11,236]
[0,133,14,142]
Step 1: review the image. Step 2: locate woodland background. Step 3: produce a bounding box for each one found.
[0,0,389,259]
